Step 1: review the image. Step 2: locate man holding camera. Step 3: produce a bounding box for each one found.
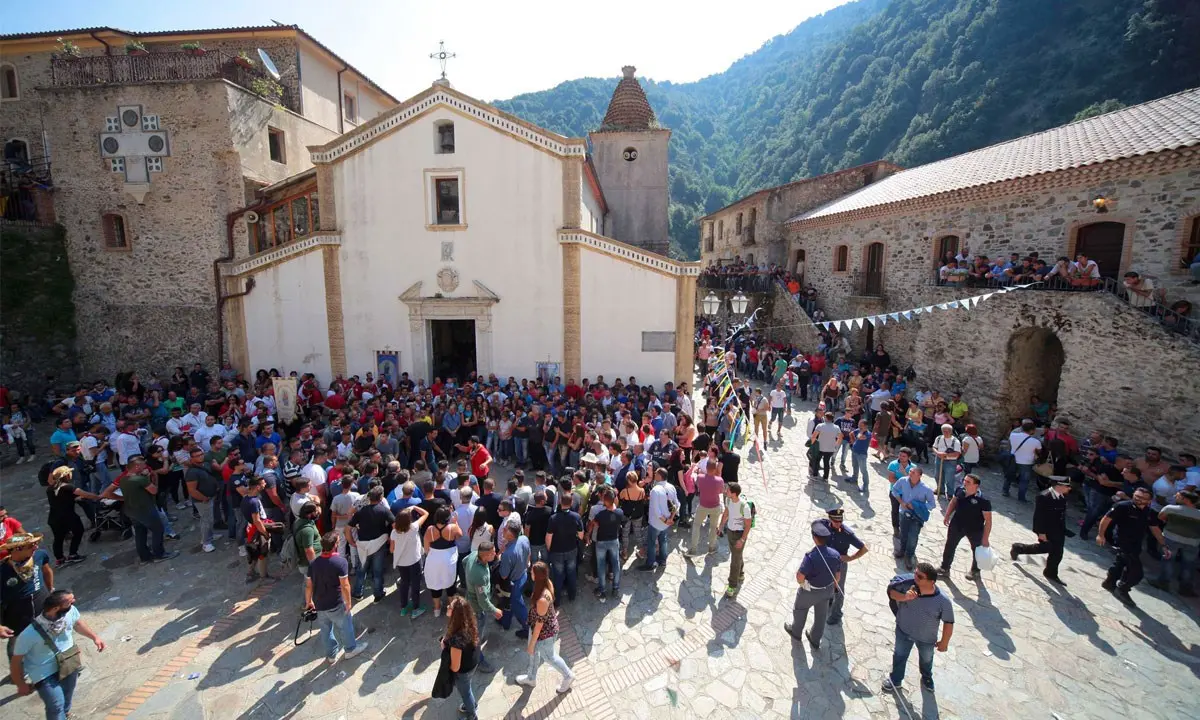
[305,531,368,664]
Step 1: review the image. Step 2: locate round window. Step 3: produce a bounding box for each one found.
[622,147,638,162]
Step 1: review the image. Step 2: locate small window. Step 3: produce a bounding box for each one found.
[267,127,285,163]
[718,220,724,240]
[1183,217,1200,266]
[736,213,743,235]
[747,208,756,242]
[435,121,455,154]
[834,245,849,272]
[0,64,17,100]
[343,93,357,122]
[102,213,129,250]
[435,178,460,225]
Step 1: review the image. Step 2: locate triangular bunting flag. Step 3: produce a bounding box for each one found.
[877,314,887,326]
[902,310,914,320]
[923,306,936,313]
[889,313,900,322]
[937,303,950,311]
[979,293,995,302]
[947,300,960,309]
[912,307,923,315]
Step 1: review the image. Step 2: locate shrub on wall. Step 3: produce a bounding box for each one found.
[0,223,76,341]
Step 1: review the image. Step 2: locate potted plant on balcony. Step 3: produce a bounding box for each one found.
[56,37,82,57]
[235,51,256,69]
[250,77,283,105]
[125,40,148,56]
[180,42,206,57]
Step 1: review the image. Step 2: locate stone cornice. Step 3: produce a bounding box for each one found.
[558,230,700,277]
[787,147,1200,230]
[310,87,587,165]
[221,234,342,277]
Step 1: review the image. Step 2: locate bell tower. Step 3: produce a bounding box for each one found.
[588,66,670,256]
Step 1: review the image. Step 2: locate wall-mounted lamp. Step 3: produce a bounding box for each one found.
[1092,196,1110,213]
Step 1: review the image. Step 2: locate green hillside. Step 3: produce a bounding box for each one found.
[493,0,1200,260]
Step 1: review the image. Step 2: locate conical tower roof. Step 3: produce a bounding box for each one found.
[598,66,658,132]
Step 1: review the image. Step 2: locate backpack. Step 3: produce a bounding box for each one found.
[741,498,757,529]
[886,573,917,615]
[278,528,298,571]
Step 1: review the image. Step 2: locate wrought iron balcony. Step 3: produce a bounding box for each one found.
[49,51,299,113]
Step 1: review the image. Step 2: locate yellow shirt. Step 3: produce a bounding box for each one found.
[949,400,969,419]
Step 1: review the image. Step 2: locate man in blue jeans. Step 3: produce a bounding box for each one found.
[498,525,531,638]
[346,486,394,602]
[891,468,935,571]
[1003,420,1042,502]
[545,493,583,606]
[588,486,625,601]
[105,455,179,564]
[883,562,954,694]
[640,469,679,571]
[305,531,368,663]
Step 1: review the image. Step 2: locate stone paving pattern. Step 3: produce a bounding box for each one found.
[2,393,1198,719]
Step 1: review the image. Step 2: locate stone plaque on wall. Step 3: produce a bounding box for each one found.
[641,331,676,352]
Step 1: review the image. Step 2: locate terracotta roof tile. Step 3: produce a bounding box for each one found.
[792,87,1200,224]
[599,66,658,132]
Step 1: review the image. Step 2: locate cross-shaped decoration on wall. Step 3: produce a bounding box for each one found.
[99,104,170,203]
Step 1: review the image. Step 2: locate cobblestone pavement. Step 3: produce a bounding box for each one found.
[2,396,1198,719]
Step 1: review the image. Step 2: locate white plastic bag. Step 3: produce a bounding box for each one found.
[974,545,999,572]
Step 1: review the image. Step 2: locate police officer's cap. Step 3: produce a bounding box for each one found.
[826,508,845,520]
[811,521,832,537]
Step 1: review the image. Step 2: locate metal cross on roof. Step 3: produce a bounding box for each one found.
[429,41,456,81]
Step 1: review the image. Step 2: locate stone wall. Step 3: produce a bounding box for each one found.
[589,129,671,256]
[0,223,81,392]
[700,161,902,269]
[785,161,1200,454]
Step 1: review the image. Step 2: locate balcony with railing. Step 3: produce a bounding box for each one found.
[49,51,299,113]
[2,155,55,223]
[698,272,777,293]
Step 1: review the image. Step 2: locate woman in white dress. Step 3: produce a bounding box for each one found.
[390,505,429,617]
[423,505,463,617]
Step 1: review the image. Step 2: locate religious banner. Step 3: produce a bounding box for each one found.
[272,377,298,424]
[375,350,399,387]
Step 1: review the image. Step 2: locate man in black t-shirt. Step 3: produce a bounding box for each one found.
[721,441,741,484]
[1080,453,1128,540]
[347,487,395,602]
[523,491,553,566]
[305,531,367,661]
[587,486,625,601]
[545,493,584,605]
[240,476,273,583]
[184,448,220,553]
[476,477,504,530]
[1098,487,1168,604]
[939,474,992,581]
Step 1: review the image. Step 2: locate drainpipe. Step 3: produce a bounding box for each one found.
[88,31,113,55]
[336,65,348,133]
[215,204,263,367]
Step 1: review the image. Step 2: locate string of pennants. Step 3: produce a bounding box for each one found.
[814,282,1042,332]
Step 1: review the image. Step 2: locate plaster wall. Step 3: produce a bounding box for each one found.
[242,248,332,380]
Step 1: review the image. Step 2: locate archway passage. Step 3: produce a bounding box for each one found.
[1075,221,1125,278]
[1003,327,1065,431]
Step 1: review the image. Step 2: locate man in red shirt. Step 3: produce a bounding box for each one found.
[455,436,493,480]
[565,378,583,402]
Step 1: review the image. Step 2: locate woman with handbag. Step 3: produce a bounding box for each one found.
[11,589,105,720]
[433,596,480,719]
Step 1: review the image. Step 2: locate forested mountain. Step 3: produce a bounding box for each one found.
[493,0,1200,260]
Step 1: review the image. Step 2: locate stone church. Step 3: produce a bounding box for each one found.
[703,88,1200,452]
[221,67,697,386]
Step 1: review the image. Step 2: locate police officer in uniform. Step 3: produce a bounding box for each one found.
[819,508,868,625]
[1009,477,1072,585]
[784,521,843,650]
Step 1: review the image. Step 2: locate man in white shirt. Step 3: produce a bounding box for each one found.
[769,383,789,434]
[868,384,892,425]
[640,468,679,572]
[193,415,226,453]
[810,412,844,481]
[180,403,208,436]
[300,447,329,495]
[80,426,112,491]
[1123,271,1156,309]
[931,424,962,497]
[1004,419,1043,502]
[676,382,694,420]
[111,420,141,470]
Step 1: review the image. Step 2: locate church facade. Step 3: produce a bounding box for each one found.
[223,72,697,387]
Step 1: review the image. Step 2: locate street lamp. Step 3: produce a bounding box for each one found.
[701,292,720,316]
[731,292,750,315]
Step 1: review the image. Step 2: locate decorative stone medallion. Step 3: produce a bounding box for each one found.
[99,105,170,185]
[436,266,460,293]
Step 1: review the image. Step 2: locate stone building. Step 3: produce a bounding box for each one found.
[698,160,901,272]
[587,66,671,256]
[0,25,397,379]
[219,71,698,387]
[780,88,1200,452]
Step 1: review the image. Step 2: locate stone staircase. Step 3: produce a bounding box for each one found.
[768,281,822,349]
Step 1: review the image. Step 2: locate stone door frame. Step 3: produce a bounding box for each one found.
[399,280,499,380]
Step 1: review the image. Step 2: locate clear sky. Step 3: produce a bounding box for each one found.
[4,0,853,100]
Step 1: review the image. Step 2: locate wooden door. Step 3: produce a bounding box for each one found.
[1075,222,1125,278]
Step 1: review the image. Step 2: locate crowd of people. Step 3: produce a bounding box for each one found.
[2,328,1197,716]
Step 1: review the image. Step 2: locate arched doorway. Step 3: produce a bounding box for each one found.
[792,249,806,282]
[1075,222,1125,278]
[1003,327,1065,431]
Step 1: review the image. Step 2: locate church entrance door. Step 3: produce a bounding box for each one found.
[429,319,476,382]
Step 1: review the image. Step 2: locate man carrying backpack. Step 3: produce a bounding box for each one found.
[719,482,754,598]
[883,562,955,694]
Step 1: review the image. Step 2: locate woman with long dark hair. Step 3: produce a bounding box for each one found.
[441,596,480,719]
[423,505,462,617]
[514,561,574,691]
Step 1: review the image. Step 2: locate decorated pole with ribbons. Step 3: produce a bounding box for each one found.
[703,307,771,489]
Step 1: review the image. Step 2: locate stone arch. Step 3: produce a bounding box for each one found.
[1002,327,1065,433]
